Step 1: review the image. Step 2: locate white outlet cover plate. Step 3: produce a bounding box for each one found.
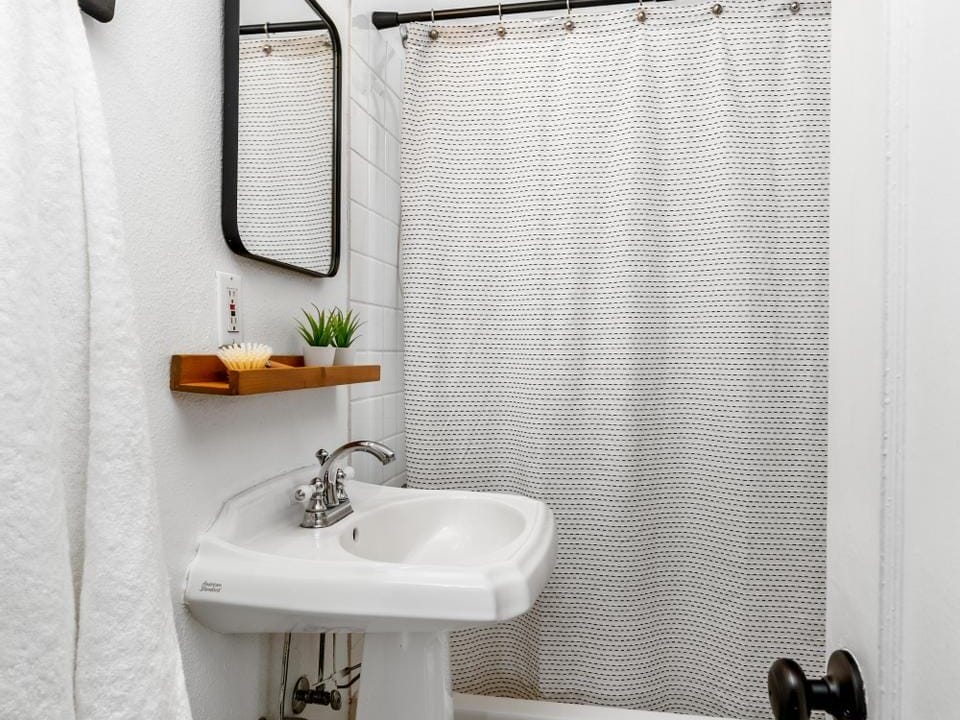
[216,271,243,347]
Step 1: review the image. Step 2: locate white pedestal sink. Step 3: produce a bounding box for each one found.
[185,467,557,720]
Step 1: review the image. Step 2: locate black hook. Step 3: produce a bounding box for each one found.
[79,0,116,23]
[768,650,867,720]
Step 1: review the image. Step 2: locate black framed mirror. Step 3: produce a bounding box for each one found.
[223,0,342,277]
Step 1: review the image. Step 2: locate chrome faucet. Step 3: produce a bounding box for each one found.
[296,440,396,528]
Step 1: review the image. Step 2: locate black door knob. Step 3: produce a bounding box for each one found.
[768,649,867,720]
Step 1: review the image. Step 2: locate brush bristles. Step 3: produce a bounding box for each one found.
[217,342,273,371]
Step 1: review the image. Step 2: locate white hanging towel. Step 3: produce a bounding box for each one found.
[0,2,193,720]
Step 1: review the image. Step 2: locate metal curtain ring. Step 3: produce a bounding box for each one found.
[563,0,575,31]
[496,1,506,36]
[636,0,646,23]
[428,8,439,39]
[262,22,273,55]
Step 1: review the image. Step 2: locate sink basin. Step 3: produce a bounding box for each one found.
[341,496,527,565]
[184,465,556,720]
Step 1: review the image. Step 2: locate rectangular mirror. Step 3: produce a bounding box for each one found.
[223,0,342,277]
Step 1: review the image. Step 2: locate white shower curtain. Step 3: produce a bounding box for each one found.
[400,2,830,718]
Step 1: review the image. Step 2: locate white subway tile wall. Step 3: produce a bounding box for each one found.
[349,20,405,488]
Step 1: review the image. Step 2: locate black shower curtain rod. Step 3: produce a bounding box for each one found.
[373,0,674,29]
[238,20,329,34]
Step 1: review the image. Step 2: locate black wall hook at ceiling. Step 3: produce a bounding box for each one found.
[79,0,116,23]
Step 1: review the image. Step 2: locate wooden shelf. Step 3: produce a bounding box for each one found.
[170,355,380,396]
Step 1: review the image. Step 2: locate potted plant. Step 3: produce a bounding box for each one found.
[331,307,364,365]
[296,304,335,366]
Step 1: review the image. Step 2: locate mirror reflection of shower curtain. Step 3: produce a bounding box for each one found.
[399,3,830,718]
[236,33,334,273]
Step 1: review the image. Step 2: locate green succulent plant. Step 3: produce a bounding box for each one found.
[295,304,335,347]
[330,308,364,348]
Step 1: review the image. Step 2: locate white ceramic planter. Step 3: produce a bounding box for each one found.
[303,345,335,366]
[334,346,356,365]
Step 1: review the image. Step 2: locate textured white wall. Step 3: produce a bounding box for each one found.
[83,1,352,718]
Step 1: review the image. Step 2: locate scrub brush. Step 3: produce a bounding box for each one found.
[217,342,273,370]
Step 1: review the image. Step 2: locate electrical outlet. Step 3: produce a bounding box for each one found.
[216,271,243,347]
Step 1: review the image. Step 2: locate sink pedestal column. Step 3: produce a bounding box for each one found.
[357,631,453,720]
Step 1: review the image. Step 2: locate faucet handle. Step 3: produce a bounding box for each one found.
[293,483,315,503]
[316,449,330,466]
